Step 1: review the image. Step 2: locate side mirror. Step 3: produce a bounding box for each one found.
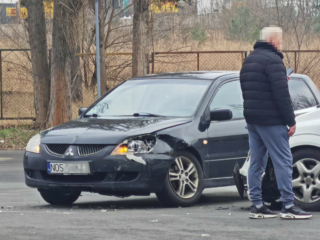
[79,108,87,117]
[210,109,233,121]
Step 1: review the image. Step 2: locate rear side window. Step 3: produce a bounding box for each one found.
[288,79,317,110]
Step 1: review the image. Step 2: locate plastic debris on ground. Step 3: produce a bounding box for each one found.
[201,234,211,237]
[241,207,251,210]
[101,210,107,213]
[215,207,229,210]
[150,220,159,223]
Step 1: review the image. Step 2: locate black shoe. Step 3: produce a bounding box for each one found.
[249,205,277,219]
[280,205,312,219]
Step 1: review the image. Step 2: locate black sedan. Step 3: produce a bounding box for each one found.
[24,71,320,207]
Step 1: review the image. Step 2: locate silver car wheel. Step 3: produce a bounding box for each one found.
[293,158,320,203]
[169,156,199,199]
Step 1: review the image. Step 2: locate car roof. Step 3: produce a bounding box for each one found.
[130,71,309,81]
[129,71,239,80]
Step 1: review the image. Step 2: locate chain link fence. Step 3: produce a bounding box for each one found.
[282,50,320,88]
[0,50,34,120]
[151,51,246,73]
[0,49,319,125]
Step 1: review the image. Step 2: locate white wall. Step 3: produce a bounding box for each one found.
[0,0,18,4]
[197,0,213,15]
[197,0,231,15]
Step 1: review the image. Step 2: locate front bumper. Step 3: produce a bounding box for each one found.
[24,145,174,196]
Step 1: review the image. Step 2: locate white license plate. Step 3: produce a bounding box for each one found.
[47,162,90,175]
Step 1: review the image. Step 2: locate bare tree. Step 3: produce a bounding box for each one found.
[132,0,151,77]
[22,0,50,127]
[69,0,85,102]
[48,0,73,126]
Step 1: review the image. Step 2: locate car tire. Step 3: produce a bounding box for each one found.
[156,151,204,207]
[39,189,81,205]
[291,148,320,211]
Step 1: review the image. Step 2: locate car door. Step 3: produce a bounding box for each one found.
[205,79,249,181]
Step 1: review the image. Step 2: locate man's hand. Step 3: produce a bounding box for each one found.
[287,76,290,82]
[288,125,296,137]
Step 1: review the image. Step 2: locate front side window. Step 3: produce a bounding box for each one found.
[210,80,244,120]
[85,79,212,117]
[288,79,318,110]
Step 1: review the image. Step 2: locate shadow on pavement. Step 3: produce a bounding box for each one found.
[27,191,250,211]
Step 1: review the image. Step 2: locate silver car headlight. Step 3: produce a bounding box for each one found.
[111,136,156,156]
[26,134,41,154]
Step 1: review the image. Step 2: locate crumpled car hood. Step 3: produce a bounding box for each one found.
[40,117,192,144]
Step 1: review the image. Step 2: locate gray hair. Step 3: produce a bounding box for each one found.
[260,26,282,41]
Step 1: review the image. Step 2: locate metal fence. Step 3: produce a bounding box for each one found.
[282,50,320,87]
[0,49,34,120]
[151,51,246,73]
[0,49,319,123]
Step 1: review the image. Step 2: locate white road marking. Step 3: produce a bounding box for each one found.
[0,210,75,215]
[0,158,13,161]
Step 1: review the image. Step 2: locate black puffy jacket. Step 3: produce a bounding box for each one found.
[240,41,296,127]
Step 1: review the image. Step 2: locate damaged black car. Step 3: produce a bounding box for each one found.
[24,71,256,207]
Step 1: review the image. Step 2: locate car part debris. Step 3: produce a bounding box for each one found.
[126,151,146,165]
[215,207,229,210]
[241,207,251,210]
[233,163,245,199]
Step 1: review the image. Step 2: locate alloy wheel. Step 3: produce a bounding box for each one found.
[292,158,320,203]
[168,156,199,199]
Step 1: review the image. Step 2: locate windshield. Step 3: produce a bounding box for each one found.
[85,79,211,117]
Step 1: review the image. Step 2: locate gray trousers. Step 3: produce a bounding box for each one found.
[247,124,295,207]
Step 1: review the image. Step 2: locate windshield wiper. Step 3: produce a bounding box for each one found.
[133,112,164,117]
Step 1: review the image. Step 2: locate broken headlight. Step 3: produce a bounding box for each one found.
[111,136,156,156]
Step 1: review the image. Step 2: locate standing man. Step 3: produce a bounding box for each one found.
[240,26,312,219]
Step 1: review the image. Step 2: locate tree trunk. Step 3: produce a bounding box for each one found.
[132,0,150,77]
[48,0,72,126]
[104,9,114,91]
[71,45,83,102]
[99,0,107,95]
[70,1,84,102]
[23,0,50,127]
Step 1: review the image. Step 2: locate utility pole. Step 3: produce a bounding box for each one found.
[95,0,120,99]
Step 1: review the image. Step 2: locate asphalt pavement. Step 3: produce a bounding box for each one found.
[0,151,319,240]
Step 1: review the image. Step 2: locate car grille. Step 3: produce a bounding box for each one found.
[77,145,107,156]
[46,144,69,155]
[46,144,108,156]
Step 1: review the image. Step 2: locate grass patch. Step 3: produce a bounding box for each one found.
[0,127,40,150]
